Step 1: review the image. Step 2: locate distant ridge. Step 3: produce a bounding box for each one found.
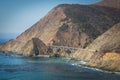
[95,0,120,9]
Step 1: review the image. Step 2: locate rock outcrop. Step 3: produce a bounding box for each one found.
[72,23,120,71]
[0,38,48,56]
[0,39,24,53]
[21,38,48,56]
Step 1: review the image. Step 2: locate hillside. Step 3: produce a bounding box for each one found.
[16,4,120,47]
[0,4,120,56]
[72,23,120,71]
[87,23,120,53]
[95,0,120,9]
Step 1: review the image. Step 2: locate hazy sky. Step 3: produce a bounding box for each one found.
[0,0,102,39]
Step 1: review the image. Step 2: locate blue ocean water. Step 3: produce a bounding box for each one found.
[0,39,8,44]
[0,52,120,80]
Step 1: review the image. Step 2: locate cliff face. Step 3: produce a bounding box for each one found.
[51,4,120,47]
[73,23,120,71]
[95,0,120,9]
[87,23,120,53]
[88,23,120,71]
[0,3,120,57]
[0,39,24,53]
[11,4,120,46]
[0,38,47,56]
[21,38,48,56]
[15,4,120,47]
[0,0,120,71]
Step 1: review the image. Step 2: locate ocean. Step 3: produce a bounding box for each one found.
[0,52,120,80]
[0,39,9,44]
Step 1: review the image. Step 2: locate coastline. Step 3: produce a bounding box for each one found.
[0,50,120,73]
[66,58,120,74]
[33,55,50,57]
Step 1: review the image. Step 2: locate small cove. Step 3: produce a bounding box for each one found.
[0,52,120,80]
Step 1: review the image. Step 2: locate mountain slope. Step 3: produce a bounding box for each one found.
[0,4,120,56]
[72,23,120,71]
[16,4,120,47]
[87,23,120,53]
[95,0,120,9]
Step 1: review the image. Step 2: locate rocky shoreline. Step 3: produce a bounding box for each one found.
[0,50,120,73]
[66,58,120,73]
[0,0,120,72]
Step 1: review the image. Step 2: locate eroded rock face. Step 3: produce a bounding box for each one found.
[51,22,91,47]
[0,38,48,56]
[21,38,48,56]
[72,23,120,71]
[50,4,120,48]
[32,38,48,56]
[0,39,25,53]
[91,52,120,71]
[87,23,120,53]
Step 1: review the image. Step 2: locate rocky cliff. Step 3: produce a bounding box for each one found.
[15,4,120,48]
[0,1,120,58]
[0,0,120,71]
[71,0,120,71]
[21,38,48,56]
[72,23,120,71]
[0,38,48,56]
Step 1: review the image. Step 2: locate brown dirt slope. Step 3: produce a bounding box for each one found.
[0,4,120,56]
[73,23,120,71]
[95,0,120,9]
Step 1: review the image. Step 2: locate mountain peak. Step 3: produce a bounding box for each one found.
[55,4,85,8]
[95,0,120,9]
[0,3,120,58]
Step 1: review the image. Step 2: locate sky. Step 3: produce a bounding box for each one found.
[0,0,102,40]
